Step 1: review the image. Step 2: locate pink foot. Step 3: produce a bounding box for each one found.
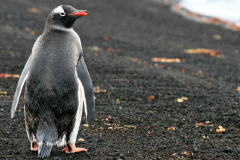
[30,142,38,151]
[62,143,87,153]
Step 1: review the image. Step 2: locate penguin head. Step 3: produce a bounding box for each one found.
[46,5,89,29]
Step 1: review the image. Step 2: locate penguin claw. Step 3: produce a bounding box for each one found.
[62,143,87,153]
[30,142,39,151]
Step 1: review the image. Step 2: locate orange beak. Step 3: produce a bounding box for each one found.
[69,11,89,16]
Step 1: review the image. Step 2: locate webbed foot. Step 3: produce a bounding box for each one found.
[62,143,87,153]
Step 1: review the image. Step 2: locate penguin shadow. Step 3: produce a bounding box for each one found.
[27,148,88,160]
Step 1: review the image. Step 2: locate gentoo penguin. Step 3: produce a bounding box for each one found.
[11,5,95,158]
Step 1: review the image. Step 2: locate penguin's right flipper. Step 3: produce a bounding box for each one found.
[11,55,31,118]
[76,57,95,124]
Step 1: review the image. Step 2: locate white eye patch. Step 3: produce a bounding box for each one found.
[53,5,65,15]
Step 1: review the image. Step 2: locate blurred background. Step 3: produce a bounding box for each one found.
[1,0,240,84]
[173,0,240,31]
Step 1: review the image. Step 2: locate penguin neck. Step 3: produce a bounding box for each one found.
[44,23,74,33]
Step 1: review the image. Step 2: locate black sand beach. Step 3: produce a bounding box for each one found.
[1,0,240,159]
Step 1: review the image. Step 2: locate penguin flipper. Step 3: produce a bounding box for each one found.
[11,55,31,118]
[76,57,95,124]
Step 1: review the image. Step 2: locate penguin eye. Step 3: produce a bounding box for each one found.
[60,12,66,16]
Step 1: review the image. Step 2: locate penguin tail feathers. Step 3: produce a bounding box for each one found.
[38,142,53,159]
[36,120,57,158]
